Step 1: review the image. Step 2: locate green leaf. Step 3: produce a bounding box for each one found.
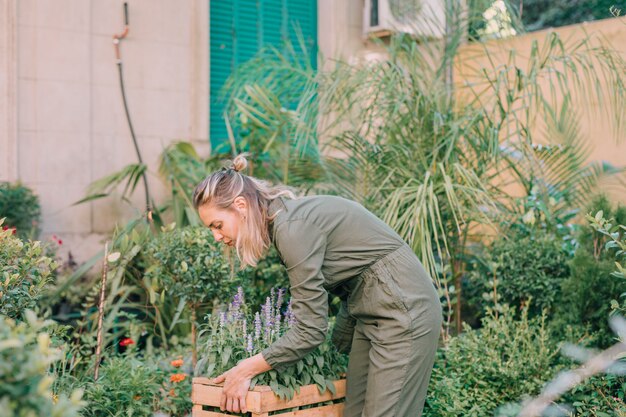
[326,380,336,396]
[315,356,324,369]
[312,374,326,392]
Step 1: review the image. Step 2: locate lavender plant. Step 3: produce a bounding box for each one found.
[196,287,347,400]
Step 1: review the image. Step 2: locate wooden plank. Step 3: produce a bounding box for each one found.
[192,404,342,417]
[193,377,272,392]
[258,380,346,412]
[192,406,228,417]
[192,382,263,412]
[192,379,346,414]
[273,402,344,417]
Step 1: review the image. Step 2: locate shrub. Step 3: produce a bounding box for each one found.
[0,311,84,417]
[196,287,348,400]
[144,225,237,365]
[239,246,290,310]
[0,220,57,320]
[0,182,41,239]
[555,195,626,348]
[424,305,562,417]
[465,232,570,319]
[80,356,162,417]
[563,373,626,416]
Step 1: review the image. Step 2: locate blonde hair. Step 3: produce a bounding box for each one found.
[193,154,296,267]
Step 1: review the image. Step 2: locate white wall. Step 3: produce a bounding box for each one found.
[0,0,209,261]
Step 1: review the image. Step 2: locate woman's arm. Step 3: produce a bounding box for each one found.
[212,353,272,413]
[261,218,330,371]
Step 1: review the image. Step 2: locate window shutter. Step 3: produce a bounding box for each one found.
[210,0,318,149]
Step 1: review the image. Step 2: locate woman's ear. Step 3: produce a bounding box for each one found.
[232,196,248,216]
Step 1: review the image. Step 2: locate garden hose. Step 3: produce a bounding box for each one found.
[113,2,153,217]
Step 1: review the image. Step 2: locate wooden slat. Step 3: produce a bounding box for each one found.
[274,403,344,417]
[193,377,272,392]
[192,379,346,414]
[258,380,346,412]
[192,381,263,412]
[192,409,231,417]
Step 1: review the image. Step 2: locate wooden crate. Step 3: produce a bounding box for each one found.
[192,377,345,417]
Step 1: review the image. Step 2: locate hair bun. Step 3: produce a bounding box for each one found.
[231,153,249,172]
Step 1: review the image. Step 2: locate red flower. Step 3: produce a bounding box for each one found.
[119,337,135,347]
[170,373,186,383]
[170,359,184,368]
[2,226,16,234]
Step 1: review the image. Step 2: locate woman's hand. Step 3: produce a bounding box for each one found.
[212,353,272,413]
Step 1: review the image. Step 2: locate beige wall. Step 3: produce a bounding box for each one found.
[454,16,626,200]
[0,0,209,261]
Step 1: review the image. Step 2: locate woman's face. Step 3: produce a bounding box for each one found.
[198,197,247,247]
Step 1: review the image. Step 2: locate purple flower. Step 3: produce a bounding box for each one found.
[276,288,285,311]
[254,312,261,341]
[229,287,245,321]
[219,312,226,329]
[275,313,281,333]
[262,297,273,327]
[246,334,254,354]
[285,299,297,327]
[242,318,247,339]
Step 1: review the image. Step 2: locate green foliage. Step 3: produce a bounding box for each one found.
[556,195,626,348]
[144,225,236,309]
[0,311,84,417]
[80,356,162,417]
[158,142,224,227]
[239,246,290,310]
[196,288,348,400]
[424,305,562,417]
[512,0,621,32]
[0,182,41,239]
[563,373,626,416]
[467,232,570,319]
[0,222,58,320]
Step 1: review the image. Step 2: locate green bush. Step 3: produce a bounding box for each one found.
[54,344,193,417]
[0,311,84,417]
[239,246,290,310]
[0,221,57,320]
[563,373,626,416]
[144,225,237,365]
[0,182,41,239]
[424,305,562,417]
[144,225,236,311]
[555,195,626,348]
[80,356,162,417]
[466,232,570,319]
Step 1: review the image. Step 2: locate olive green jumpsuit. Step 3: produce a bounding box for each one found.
[261,196,442,417]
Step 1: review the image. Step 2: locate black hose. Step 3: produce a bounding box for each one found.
[117,61,151,212]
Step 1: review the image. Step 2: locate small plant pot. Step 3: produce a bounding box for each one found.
[192,377,346,417]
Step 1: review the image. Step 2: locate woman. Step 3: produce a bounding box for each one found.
[193,154,442,417]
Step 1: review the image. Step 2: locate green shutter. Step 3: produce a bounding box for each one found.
[210,0,318,150]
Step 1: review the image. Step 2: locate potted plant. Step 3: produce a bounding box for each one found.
[192,288,347,416]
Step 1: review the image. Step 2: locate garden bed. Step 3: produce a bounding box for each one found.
[191,378,345,417]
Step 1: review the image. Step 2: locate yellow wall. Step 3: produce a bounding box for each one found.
[453,17,626,202]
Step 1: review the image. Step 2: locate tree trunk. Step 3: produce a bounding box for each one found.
[191,306,197,368]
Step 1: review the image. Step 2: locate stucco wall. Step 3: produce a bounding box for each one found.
[454,16,626,201]
[0,0,209,261]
